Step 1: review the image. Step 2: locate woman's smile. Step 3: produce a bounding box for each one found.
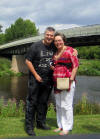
[54,36,64,50]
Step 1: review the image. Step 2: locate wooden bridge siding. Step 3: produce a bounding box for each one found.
[67,35,100,47]
[0,35,100,55]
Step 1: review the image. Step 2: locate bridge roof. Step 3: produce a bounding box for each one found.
[59,24,100,37]
[0,34,44,50]
[0,24,100,50]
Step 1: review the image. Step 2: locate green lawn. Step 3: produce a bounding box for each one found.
[0,114,100,138]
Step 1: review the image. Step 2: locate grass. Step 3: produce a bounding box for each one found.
[0,101,100,138]
[73,114,100,134]
[0,115,100,138]
[78,59,100,76]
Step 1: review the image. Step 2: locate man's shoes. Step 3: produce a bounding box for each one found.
[26,129,36,136]
[37,123,51,130]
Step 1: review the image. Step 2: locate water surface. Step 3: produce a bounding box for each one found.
[0,76,100,104]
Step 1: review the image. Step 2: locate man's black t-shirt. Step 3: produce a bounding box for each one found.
[26,40,56,85]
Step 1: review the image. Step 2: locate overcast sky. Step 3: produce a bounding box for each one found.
[0,0,100,33]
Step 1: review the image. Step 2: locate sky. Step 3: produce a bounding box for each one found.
[0,0,100,33]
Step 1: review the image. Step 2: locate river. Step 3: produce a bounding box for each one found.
[0,76,100,104]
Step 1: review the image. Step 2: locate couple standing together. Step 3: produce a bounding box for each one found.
[25,27,79,136]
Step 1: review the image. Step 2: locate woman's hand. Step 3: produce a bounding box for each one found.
[69,78,74,84]
[73,49,78,56]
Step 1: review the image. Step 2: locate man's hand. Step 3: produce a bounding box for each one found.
[25,59,43,82]
[35,74,43,82]
[50,65,55,70]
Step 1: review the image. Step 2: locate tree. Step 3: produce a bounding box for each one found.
[24,19,38,37]
[0,25,2,32]
[5,17,39,42]
[0,33,5,45]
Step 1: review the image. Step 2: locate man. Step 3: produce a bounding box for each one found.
[25,27,56,136]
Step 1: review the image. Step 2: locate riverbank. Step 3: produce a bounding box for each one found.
[78,59,100,76]
[0,57,24,77]
[0,57,100,76]
[0,100,100,138]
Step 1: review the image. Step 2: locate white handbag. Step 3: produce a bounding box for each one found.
[57,78,69,90]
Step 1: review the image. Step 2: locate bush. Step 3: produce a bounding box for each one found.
[0,98,25,117]
[78,59,100,76]
[74,94,100,115]
[76,46,100,59]
[0,57,24,77]
[47,103,56,117]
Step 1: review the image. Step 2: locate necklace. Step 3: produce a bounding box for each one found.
[54,46,67,60]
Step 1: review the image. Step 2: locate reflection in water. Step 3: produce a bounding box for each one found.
[0,77,12,101]
[0,76,100,104]
[11,76,28,101]
[0,76,28,102]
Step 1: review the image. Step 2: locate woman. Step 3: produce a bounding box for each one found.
[51,32,79,135]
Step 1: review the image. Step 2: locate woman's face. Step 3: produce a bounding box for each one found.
[54,35,64,50]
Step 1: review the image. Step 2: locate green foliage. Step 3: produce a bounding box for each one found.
[76,45,100,59]
[24,19,38,36]
[0,57,14,77]
[0,57,12,77]
[5,17,39,42]
[78,59,100,76]
[0,97,4,114]
[0,33,5,44]
[17,100,25,117]
[74,94,100,115]
[47,103,56,117]
[0,57,11,70]
[0,24,2,32]
[0,98,25,117]
[1,96,100,118]
[0,71,13,77]
[0,57,24,77]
